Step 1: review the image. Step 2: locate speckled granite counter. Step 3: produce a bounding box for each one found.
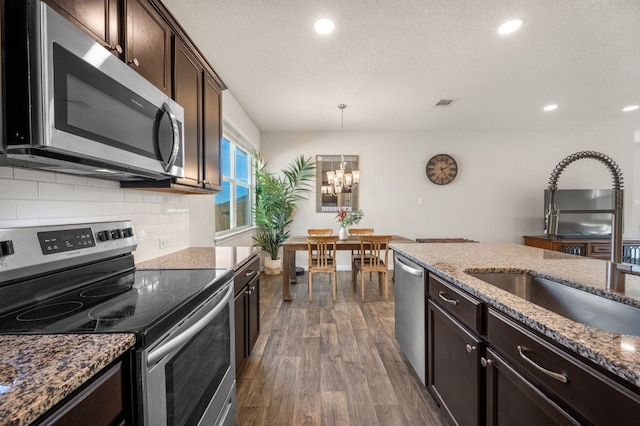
[391,242,640,388]
[136,246,260,271]
[0,333,136,426]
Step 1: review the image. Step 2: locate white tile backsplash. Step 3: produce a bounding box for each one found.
[0,167,197,263]
[0,179,39,200]
[39,182,76,200]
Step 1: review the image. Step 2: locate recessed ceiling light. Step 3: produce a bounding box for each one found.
[314,18,335,35]
[498,19,524,35]
[622,105,639,112]
[543,104,558,112]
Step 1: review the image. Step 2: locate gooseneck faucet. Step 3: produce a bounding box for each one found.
[545,151,628,291]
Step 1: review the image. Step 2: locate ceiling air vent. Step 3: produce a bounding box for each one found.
[433,99,458,108]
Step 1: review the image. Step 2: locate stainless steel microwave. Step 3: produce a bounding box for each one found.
[1,1,185,181]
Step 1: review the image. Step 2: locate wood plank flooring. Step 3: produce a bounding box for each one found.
[235,270,447,426]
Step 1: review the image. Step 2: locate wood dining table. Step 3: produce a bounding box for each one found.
[281,235,416,301]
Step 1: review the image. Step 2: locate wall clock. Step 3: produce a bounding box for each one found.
[426,154,458,185]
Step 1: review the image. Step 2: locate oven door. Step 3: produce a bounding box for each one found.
[140,280,235,426]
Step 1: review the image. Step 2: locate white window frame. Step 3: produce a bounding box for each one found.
[215,121,255,238]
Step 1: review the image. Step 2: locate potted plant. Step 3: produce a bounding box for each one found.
[253,152,315,275]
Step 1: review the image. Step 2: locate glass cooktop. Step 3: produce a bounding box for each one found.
[0,268,233,345]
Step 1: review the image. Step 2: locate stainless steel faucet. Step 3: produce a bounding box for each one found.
[545,151,630,291]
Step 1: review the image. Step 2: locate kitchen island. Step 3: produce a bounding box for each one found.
[0,334,136,426]
[392,241,640,424]
[391,242,640,385]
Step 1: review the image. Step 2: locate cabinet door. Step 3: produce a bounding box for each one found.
[428,300,483,426]
[45,0,121,56]
[124,0,172,95]
[484,348,579,426]
[203,72,222,191]
[247,275,260,352]
[173,38,203,187]
[234,291,247,374]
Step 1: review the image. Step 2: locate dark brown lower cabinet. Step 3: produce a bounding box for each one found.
[234,255,260,373]
[483,348,579,425]
[427,299,483,426]
[35,358,131,425]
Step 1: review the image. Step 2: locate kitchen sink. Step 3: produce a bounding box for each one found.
[466,271,640,336]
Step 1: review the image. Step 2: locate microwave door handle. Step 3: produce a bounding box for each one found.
[160,102,180,173]
[147,283,232,367]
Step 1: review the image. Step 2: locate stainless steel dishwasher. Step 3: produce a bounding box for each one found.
[394,254,427,385]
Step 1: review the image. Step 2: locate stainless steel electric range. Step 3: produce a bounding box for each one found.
[0,221,236,426]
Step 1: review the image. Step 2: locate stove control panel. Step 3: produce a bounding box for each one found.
[38,228,96,255]
[0,220,137,284]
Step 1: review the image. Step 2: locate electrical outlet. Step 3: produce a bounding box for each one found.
[159,238,170,249]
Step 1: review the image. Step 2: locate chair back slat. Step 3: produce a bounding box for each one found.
[308,228,333,236]
[348,228,374,236]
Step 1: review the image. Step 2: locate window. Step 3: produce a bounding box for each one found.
[215,131,254,234]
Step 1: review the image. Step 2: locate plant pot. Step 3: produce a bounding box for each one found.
[264,257,283,275]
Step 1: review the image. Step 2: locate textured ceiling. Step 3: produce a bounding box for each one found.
[161,0,640,133]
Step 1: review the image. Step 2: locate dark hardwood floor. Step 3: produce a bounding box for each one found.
[235,270,447,425]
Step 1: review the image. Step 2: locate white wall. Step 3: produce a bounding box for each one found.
[261,129,637,269]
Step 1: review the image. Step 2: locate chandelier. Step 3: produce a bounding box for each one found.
[322,104,360,196]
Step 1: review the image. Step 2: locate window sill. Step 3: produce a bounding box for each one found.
[215,226,257,245]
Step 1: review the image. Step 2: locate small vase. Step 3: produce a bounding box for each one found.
[339,226,348,240]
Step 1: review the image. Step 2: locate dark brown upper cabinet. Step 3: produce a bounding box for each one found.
[45,0,172,96]
[45,0,121,58]
[124,0,172,96]
[203,71,222,191]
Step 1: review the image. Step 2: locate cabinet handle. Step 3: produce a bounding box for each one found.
[481,357,492,367]
[466,344,477,353]
[110,44,123,54]
[128,58,140,67]
[245,269,255,277]
[517,346,568,384]
[246,287,252,296]
[438,291,458,306]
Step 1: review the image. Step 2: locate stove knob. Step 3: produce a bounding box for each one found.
[97,231,110,241]
[122,228,134,238]
[0,240,14,257]
[110,230,119,240]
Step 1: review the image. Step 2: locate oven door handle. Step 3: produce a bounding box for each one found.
[147,282,232,367]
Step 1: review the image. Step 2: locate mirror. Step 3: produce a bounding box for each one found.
[315,155,359,212]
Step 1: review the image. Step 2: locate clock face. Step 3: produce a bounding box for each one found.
[426,154,458,185]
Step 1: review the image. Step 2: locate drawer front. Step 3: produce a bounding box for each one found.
[429,275,483,334]
[488,309,640,425]
[234,255,260,295]
[589,243,611,256]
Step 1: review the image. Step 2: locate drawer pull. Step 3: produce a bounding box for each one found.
[466,344,477,353]
[517,346,568,384]
[481,357,492,367]
[245,269,255,277]
[438,291,459,306]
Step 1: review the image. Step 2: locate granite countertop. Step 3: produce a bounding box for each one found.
[0,333,136,426]
[390,242,640,388]
[136,246,260,271]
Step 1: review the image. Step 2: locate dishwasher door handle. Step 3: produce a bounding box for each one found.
[396,257,423,277]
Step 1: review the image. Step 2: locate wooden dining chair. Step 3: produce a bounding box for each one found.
[306,235,339,303]
[307,228,333,236]
[348,228,374,279]
[352,235,392,302]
